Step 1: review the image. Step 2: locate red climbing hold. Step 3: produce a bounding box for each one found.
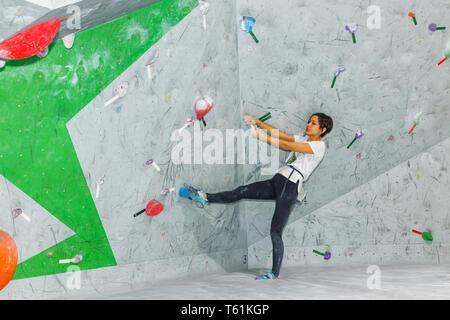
[145,199,164,216]
[194,97,213,126]
[0,19,64,60]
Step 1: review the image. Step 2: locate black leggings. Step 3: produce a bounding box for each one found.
[206,174,299,277]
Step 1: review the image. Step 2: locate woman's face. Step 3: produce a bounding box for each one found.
[305,115,325,136]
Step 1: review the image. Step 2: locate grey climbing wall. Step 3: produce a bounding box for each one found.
[236,0,450,270]
[1,0,450,299]
[0,0,247,298]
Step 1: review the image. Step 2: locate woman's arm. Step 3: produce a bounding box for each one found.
[253,118,296,142]
[251,128,314,154]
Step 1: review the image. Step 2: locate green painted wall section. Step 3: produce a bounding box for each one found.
[0,0,197,280]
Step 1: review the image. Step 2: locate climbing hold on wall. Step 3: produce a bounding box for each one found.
[161,188,175,196]
[145,49,159,80]
[438,42,450,66]
[104,81,129,107]
[133,199,164,217]
[194,96,213,127]
[408,12,417,25]
[174,116,194,138]
[347,130,364,149]
[36,46,48,58]
[246,112,271,137]
[199,1,210,31]
[62,33,75,49]
[145,159,161,171]
[313,249,331,260]
[95,178,105,199]
[331,66,346,88]
[345,24,357,43]
[408,112,422,134]
[429,23,446,32]
[446,42,450,58]
[12,208,31,222]
[59,254,83,264]
[241,16,259,43]
[258,112,271,123]
[0,18,68,60]
[412,229,433,241]
[0,230,18,291]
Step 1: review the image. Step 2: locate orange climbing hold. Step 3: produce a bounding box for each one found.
[0,230,18,291]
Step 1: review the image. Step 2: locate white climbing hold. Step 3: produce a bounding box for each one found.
[62,33,75,49]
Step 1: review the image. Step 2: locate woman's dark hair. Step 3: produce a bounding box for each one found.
[310,113,333,137]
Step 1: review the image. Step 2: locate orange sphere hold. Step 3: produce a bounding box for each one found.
[0,230,18,291]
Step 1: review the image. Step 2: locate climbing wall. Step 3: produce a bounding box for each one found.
[0,0,247,299]
[236,0,450,269]
[1,0,450,299]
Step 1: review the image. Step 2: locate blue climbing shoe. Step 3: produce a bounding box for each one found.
[179,184,207,208]
[255,270,276,280]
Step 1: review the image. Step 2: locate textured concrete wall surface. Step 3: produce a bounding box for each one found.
[249,137,450,269]
[0,0,248,299]
[236,0,450,269]
[1,0,450,299]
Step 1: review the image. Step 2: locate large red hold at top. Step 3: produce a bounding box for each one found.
[0,19,63,60]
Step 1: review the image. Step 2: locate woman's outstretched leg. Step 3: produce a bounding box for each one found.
[179,175,279,207]
[206,176,277,203]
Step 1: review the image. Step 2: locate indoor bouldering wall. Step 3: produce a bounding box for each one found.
[0,0,247,299]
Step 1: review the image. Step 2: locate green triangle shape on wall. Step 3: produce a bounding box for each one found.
[0,0,198,280]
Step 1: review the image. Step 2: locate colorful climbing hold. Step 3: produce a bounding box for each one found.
[313,249,331,260]
[408,112,422,134]
[145,49,159,80]
[62,33,75,49]
[429,23,446,32]
[175,116,194,138]
[345,24,357,43]
[133,199,164,218]
[104,82,129,107]
[258,112,271,122]
[347,130,364,149]
[408,12,417,25]
[12,208,31,222]
[241,16,259,43]
[438,42,450,66]
[0,18,66,60]
[36,46,49,58]
[161,188,175,196]
[412,229,433,241]
[145,159,161,171]
[194,96,213,127]
[59,254,83,264]
[199,1,210,30]
[331,66,346,88]
[0,230,18,291]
